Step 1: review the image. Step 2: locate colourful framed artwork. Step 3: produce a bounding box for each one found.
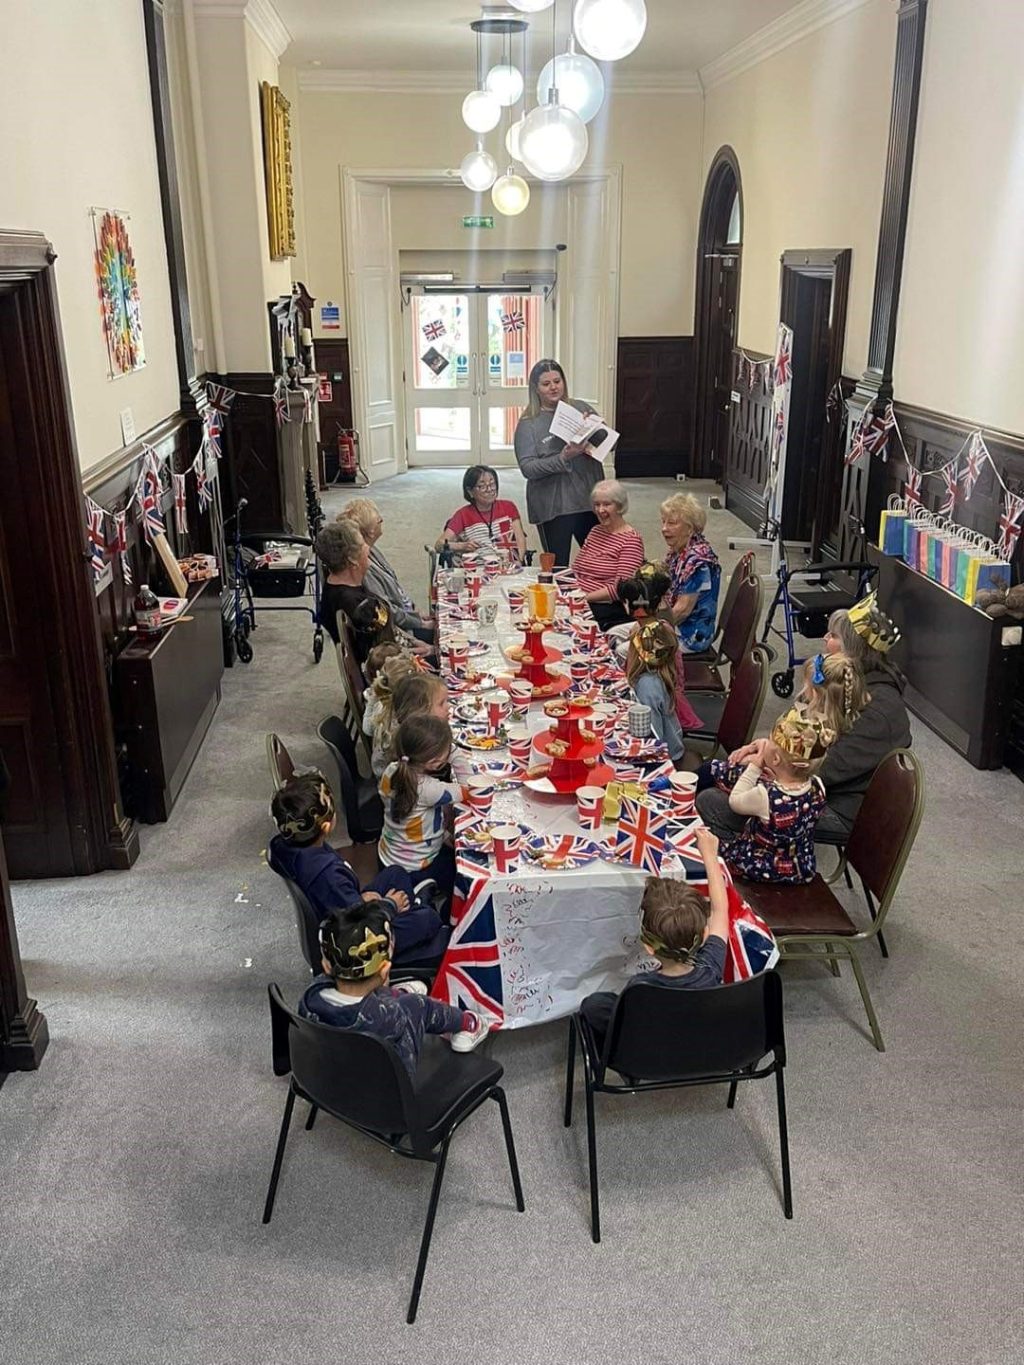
[93,210,145,377]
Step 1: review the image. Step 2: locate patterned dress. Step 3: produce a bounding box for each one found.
[666,532,721,654]
[709,759,826,884]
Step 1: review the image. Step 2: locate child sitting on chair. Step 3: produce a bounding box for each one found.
[613,563,702,731]
[268,772,449,969]
[796,649,869,736]
[579,827,729,1053]
[708,709,836,885]
[363,650,418,778]
[299,903,490,1074]
[379,714,463,903]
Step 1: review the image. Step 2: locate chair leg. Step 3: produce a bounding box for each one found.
[407,1137,451,1325]
[492,1087,525,1212]
[825,943,841,978]
[774,1067,794,1219]
[305,1103,318,1131]
[843,864,854,890]
[584,1075,600,1244]
[262,1085,296,1224]
[847,946,885,1052]
[563,1019,577,1128]
[726,1080,738,1108]
[862,883,889,958]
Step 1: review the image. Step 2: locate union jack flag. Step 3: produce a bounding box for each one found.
[772,328,792,389]
[431,873,505,1024]
[204,409,223,458]
[113,508,132,586]
[722,885,779,982]
[273,380,290,428]
[904,465,923,506]
[610,797,668,874]
[205,382,236,415]
[195,460,211,513]
[863,404,896,461]
[86,501,107,586]
[422,319,446,341]
[500,310,524,333]
[960,432,987,501]
[172,472,188,537]
[937,464,958,516]
[997,490,1024,560]
[141,461,165,543]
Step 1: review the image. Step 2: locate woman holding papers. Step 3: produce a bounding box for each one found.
[513,359,604,566]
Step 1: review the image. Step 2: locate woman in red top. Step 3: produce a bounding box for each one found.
[571,479,645,628]
[436,465,526,561]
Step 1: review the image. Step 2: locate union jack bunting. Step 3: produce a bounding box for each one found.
[172,472,188,537]
[195,463,211,512]
[772,328,792,389]
[86,501,107,587]
[937,464,958,517]
[904,465,923,506]
[422,319,446,342]
[825,381,845,424]
[431,873,505,1024]
[610,797,668,874]
[960,432,987,501]
[500,310,524,334]
[863,404,896,461]
[205,382,236,415]
[113,509,132,586]
[997,490,1024,560]
[203,409,223,458]
[141,460,165,544]
[273,381,290,428]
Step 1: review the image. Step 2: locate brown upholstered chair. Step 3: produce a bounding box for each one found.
[333,617,373,777]
[681,646,769,769]
[735,749,923,1052]
[684,560,762,696]
[683,550,755,667]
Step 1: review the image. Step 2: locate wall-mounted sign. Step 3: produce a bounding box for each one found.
[462,215,494,229]
[320,301,341,331]
[506,350,525,382]
[317,376,333,403]
[489,353,502,377]
[455,353,469,378]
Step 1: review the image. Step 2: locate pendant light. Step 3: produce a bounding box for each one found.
[536,36,604,124]
[506,116,526,161]
[508,0,554,12]
[462,22,501,133]
[573,0,647,62]
[492,169,531,216]
[485,61,524,107]
[519,0,588,181]
[460,144,498,192]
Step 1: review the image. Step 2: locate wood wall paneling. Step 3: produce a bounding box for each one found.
[312,338,353,484]
[217,372,282,530]
[725,349,771,531]
[613,337,693,479]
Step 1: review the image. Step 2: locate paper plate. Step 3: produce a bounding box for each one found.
[454,726,508,752]
[445,671,499,695]
[604,733,670,762]
[458,819,532,854]
[523,835,602,869]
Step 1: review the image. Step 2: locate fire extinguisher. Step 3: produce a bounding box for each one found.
[336,427,359,483]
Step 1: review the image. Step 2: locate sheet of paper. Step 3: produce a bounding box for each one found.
[548,400,601,444]
[584,424,619,461]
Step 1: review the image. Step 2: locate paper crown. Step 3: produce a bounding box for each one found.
[272,772,334,844]
[847,591,901,653]
[770,708,835,763]
[321,921,393,981]
[633,619,675,667]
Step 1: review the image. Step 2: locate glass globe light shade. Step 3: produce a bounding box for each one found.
[485,62,524,107]
[519,102,589,182]
[508,0,554,12]
[492,171,531,216]
[462,88,501,134]
[573,0,647,62]
[536,50,605,124]
[505,116,526,162]
[460,146,498,192]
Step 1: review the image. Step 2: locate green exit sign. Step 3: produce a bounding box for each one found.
[462,215,494,229]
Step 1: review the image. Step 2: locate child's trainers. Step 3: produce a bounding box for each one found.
[450,1012,492,1053]
[392,980,429,996]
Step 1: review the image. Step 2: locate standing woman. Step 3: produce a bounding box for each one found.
[513,359,601,566]
[660,493,722,654]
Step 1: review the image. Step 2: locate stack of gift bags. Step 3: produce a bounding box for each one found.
[878,496,1012,605]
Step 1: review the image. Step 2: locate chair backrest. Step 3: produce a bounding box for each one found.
[714,551,755,650]
[845,748,924,928]
[605,971,785,1082]
[266,733,295,792]
[268,982,420,1144]
[335,611,366,715]
[716,646,769,755]
[333,632,372,775]
[275,870,323,972]
[317,714,383,843]
[720,564,762,669]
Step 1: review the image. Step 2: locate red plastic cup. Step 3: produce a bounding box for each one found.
[576,785,606,832]
[465,775,496,816]
[506,726,533,768]
[491,824,522,873]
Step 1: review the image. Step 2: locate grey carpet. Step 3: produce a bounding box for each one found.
[2,471,1022,1365]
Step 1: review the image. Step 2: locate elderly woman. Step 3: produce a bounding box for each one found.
[315,521,429,663]
[340,497,434,642]
[513,358,601,566]
[435,465,526,562]
[660,493,722,654]
[570,479,645,628]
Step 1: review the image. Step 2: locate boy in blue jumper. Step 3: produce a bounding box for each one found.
[299,903,490,1074]
[268,772,449,970]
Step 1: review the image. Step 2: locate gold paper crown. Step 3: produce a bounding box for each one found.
[633,619,675,667]
[770,708,835,763]
[321,923,392,981]
[847,592,900,653]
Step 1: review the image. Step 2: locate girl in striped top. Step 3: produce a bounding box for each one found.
[378,714,462,903]
[571,479,645,628]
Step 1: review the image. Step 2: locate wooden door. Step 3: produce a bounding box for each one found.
[710,255,739,476]
[312,338,352,482]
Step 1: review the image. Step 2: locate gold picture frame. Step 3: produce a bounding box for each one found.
[260,81,296,261]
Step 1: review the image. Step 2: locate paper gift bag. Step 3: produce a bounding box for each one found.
[966,555,1011,605]
[879,503,909,557]
[903,519,920,569]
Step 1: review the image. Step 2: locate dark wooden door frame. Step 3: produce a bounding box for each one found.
[692,146,742,480]
[779,248,851,553]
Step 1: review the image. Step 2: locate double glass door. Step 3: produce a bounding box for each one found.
[404,291,546,467]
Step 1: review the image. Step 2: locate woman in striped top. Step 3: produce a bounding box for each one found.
[571,479,645,628]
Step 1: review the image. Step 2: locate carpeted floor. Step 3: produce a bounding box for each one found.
[2,471,1022,1365]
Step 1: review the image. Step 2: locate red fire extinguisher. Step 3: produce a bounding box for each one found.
[336,427,359,483]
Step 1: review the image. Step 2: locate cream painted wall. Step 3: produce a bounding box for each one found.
[388,184,567,253]
[292,87,701,340]
[0,0,179,470]
[701,0,895,374]
[245,24,294,313]
[896,0,1024,434]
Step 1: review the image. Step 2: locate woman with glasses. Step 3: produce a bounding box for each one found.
[436,464,526,561]
[513,358,602,567]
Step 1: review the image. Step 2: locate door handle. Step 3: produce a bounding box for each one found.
[471,352,479,396]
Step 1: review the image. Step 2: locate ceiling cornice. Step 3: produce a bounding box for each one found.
[699,0,876,90]
[192,0,292,61]
[296,67,702,96]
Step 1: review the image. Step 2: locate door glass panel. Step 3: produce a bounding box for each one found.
[413,406,471,452]
[485,294,542,389]
[488,405,525,451]
[411,295,470,390]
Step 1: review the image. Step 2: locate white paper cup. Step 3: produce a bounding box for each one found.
[506,726,533,768]
[508,678,533,705]
[487,694,510,730]
[576,785,606,831]
[448,644,469,674]
[491,824,522,873]
[465,775,496,816]
[668,771,699,816]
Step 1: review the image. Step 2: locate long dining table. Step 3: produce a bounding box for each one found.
[426,562,769,1030]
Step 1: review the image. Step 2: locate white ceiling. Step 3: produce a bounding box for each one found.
[272,0,801,80]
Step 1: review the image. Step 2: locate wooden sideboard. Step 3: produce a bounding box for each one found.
[113,578,224,821]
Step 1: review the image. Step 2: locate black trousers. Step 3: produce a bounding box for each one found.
[536,511,598,568]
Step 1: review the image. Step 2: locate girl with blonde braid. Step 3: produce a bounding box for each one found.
[796,650,869,736]
[363,651,418,778]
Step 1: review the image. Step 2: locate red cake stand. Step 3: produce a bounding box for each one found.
[503,620,571,699]
[530,694,616,795]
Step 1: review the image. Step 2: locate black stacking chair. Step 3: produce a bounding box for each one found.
[263,984,525,1323]
[563,971,792,1242]
[317,714,384,843]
